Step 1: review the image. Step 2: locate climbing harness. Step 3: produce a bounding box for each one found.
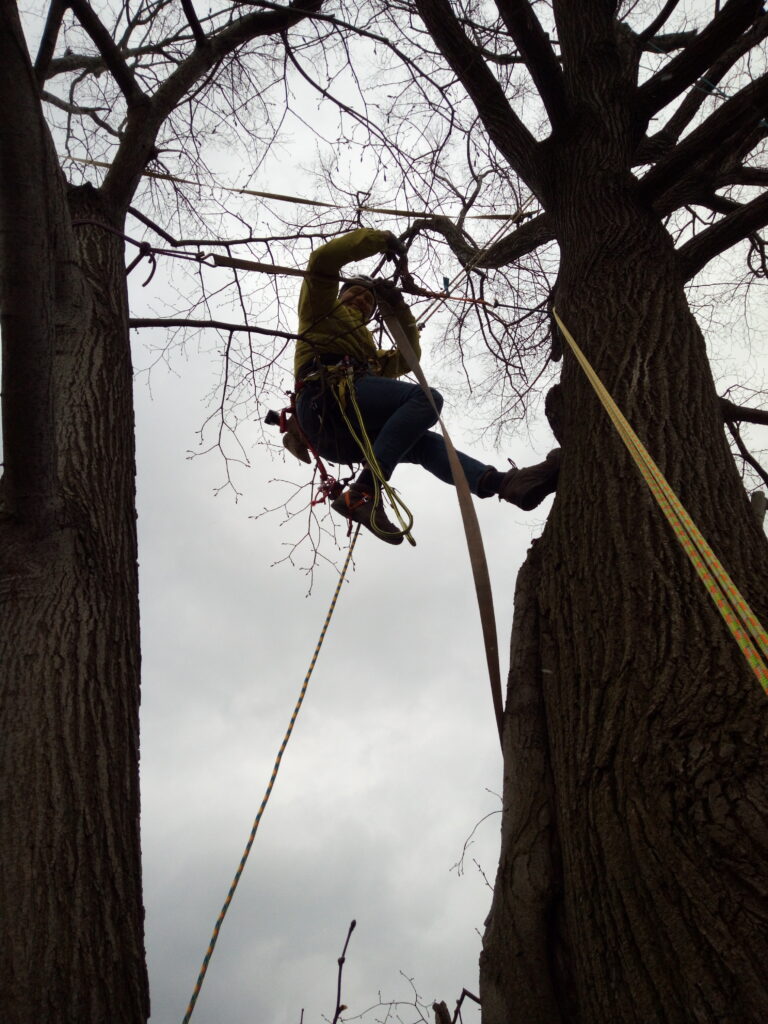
[273,344,417,545]
[181,525,361,1024]
[266,395,350,507]
[552,309,768,694]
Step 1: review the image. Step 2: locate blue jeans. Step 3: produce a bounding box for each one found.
[296,373,493,495]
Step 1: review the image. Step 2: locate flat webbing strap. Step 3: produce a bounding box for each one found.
[552,308,768,694]
[381,312,504,745]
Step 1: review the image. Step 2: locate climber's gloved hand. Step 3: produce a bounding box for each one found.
[374,279,406,309]
[383,231,407,261]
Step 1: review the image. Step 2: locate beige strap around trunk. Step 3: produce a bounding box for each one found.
[381,310,504,745]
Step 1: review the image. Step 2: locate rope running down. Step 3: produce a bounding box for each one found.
[553,309,768,694]
[181,525,362,1024]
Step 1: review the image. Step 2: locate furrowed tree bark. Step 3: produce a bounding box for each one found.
[1,4,144,1020]
[480,5,768,1022]
[0,182,148,1020]
[482,172,768,1024]
[2,2,331,1018]
[480,543,573,1024]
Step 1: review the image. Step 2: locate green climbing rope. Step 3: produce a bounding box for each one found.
[333,366,416,545]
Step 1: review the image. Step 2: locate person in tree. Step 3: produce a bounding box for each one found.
[294,227,560,543]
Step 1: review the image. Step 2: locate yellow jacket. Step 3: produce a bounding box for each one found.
[294,228,421,378]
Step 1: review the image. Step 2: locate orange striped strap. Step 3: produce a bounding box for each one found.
[552,308,768,693]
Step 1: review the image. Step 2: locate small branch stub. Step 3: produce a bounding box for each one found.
[331,920,357,1024]
[751,490,767,525]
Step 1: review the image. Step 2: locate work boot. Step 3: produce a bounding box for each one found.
[331,485,404,545]
[498,449,561,510]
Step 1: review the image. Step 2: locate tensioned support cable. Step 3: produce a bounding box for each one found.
[65,155,535,221]
[181,525,362,1024]
[552,309,768,694]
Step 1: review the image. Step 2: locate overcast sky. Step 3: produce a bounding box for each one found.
[131,237,768,1024]
[131,128,767,1024]
[134,313,553,1024]
[114,31,558,1024]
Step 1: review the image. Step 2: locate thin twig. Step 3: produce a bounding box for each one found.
[452,989,480,1024]
[726,420,768,489]
[129,317,297,340]
[331,920,357,1024]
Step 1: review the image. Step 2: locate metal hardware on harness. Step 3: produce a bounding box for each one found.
[265,396,347,506]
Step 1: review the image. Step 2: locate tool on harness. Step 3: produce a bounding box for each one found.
[265,406,310,464]
[277,349,417,545]
[264,398,347,505]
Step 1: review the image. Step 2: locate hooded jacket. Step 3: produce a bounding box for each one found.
[294,228,421,379]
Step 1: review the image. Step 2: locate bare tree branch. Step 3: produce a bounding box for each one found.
[179,0,207,47]
[699,193,742,216]
[495,0,568,130]
[721,397,768,426]
[639,70,768,203]
[408,210,553,269]
[129,317,298,339]
[642,31,699,52]
[726,419,768,489]
[716,166,768,188]
[44,37,193,81]
[103,0,324,206]
[34,0,68,85]
[68,0,148,109]
[235,0,429,76]
[331,921,357,1024]
[678,188,768,279]
[413,0,542,192]
[637,13,768,163]
[638,1,685,43]
[637,0,763,121]
[41,89,123,139]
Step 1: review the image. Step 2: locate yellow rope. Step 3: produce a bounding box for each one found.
[333,368,417,545]
[552,309,768,694]
[181,526,361,1024]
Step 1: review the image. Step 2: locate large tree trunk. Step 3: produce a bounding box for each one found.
[0,183,149,1023]
[481,169,768,1022]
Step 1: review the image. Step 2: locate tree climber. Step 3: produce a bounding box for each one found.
[294,227,561,544]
